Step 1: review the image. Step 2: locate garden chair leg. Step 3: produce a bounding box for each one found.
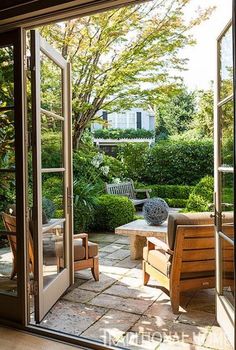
[91,256,99,281]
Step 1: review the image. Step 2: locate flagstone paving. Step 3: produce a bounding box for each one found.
[40,233,233,350]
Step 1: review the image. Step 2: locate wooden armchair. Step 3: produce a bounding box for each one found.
[2,213,99,281]
[143,212,233,313]
[55,233,99,281]
[2,212,34,279]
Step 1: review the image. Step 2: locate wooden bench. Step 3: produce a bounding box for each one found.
[105,180,151,206]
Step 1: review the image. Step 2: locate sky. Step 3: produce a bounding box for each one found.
[181,0,232,90]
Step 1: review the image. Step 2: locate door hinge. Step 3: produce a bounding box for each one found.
[28,280,38,296]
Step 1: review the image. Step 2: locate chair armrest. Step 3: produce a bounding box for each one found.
[147,237,173,255]
[74,233,88,259]
[135,188,151,198]
[74,233,88,239]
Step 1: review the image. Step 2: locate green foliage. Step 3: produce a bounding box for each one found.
[42,197,55,220]
[137,184,193,208]
[145,140,214,185]
[41,131,61,169]
[0,47,15,168]
[42,176,63,215]
[0,173,15,230]
[156,89,196,137]
[191,89,214,138]
[74,179,102,232]
[117,143,149,182]
[138,184,194,200]
[93,194,135,231]
[40,2,214,148]
[165,198,188,208]
[186,176,214,212]
[93,128,154,139]
[73,144,123,187]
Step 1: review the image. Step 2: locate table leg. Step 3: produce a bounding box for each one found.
[129,235,147,260]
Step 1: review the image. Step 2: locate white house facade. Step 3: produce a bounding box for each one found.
[92,108,155,156]
[92,108,155,131]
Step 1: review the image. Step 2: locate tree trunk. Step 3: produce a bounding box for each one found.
[73,124,86,150]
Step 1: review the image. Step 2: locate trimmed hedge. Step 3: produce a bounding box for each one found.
[138,184,194,200]
[93,194,135,231]
[185,176,214,212]
[165,198,188,208]
[145,140,214,185]
[136,184,193,208]
[93,128,154,139]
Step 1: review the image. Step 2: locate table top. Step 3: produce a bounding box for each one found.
[115,219,167,237]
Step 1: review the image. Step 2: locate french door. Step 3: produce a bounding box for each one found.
[0,29,27,324]
[30,30,73,323]
[215,20,235,347]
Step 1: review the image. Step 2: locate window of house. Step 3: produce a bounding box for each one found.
[137,111,142,129]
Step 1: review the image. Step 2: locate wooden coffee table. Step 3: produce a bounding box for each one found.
[115,219,167,260]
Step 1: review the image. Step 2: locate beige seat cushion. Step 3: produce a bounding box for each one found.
[56,239,98,261]
[143,246,171,277]
[74,239,86,260]
[88,241,98,258]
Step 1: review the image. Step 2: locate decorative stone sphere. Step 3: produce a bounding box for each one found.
[143,198,169,225]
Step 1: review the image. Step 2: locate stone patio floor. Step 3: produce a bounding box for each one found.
[40,233,233,350]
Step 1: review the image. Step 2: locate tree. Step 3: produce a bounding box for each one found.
[192,88,214,138]
[40,1,214,149]
[155,88,196,137]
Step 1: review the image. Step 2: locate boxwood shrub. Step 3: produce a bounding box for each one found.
[165,198,188,208]
[137,184,194,200]
[185,176,214,212]
[93,194,135,231]
[93,128,154,139]
[136,184,193,208]
[145,140,214,185]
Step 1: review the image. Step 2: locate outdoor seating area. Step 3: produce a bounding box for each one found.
[1,208,234,349]
[0,1,235,349]
[39,232,233,350]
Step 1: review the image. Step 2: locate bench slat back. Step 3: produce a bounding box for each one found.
[105,181,135,199]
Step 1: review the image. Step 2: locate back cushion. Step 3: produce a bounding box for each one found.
[167,211,233,250]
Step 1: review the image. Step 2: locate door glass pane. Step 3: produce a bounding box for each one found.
[0,109,15,169]
[0,43,17,296]
[0,172,17,295]
[0,46,14,107]
[43,222,65,288]
[41,172,65,288]
[41,52,62,117]
[220,172,234,239]
[221,237,235,307]
[220,99,233,167]
[221,171,234,210]
[41,172,65,220]
[41,112,64,169]
[220,25,233,100]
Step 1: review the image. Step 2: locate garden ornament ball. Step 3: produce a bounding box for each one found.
[143,198,169,225]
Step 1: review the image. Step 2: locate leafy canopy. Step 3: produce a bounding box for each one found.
[40,0,214,148]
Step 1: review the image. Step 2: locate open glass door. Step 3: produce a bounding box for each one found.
[30,30,73,323]
[0,28,27,324]
[215,21,235,347]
